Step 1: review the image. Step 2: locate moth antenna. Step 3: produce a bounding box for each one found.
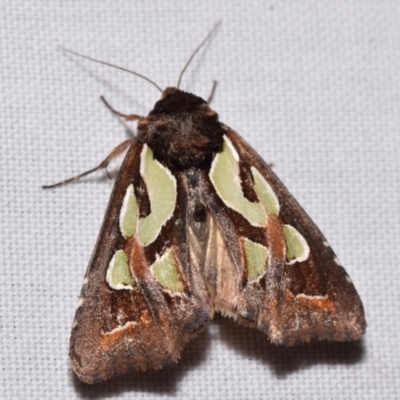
[176,21,221,89]
[58,46,163,93]
[207,80,217,104]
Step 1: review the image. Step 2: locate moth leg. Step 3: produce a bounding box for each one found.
[207,80,217,104]
[100,96,143,121]
[42,139,132,189]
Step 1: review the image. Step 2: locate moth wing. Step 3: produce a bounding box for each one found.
[203,127,366,345]
[70,140,211,384]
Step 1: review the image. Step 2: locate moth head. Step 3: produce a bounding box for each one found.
[138,87,224,169]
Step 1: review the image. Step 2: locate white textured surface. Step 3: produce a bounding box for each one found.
[2,1,400,398]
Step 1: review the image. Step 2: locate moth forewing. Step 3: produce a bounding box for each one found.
[223,128,366,344]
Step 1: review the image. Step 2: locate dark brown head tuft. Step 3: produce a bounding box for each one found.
[138,88,224,169]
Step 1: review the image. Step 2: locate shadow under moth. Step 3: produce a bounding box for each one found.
[44,23,366,384]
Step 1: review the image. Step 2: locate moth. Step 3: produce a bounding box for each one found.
[44,24,366,384]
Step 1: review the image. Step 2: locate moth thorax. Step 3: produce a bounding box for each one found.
[139,88,225,168]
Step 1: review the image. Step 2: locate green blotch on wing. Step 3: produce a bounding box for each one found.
[251,167,280,215]
[283,225,310,264]
[138,145,177,246]
[107,250,135,290]
[210,137,266,227]
[151,248,184,292]
[243,237,269,280]
[119,185,138,238]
